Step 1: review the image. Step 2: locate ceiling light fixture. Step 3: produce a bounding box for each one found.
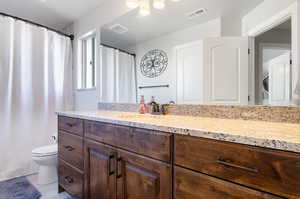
[139,0,151,16]
[126,0,140,9]
[126,0,181,16]
[153,0,166,10]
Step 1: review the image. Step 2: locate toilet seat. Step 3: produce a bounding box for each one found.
[32,144,58,157]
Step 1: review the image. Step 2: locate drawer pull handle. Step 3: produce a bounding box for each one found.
[216,159,259,173]
[64,176,74,184]
[66,123,76,127]
[116,157,122,179]
[64,146,75,151]
[108,155,115,176]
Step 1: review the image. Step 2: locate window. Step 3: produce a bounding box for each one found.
[78,35,96,89]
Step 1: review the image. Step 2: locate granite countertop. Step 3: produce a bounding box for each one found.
[57,110,300,153]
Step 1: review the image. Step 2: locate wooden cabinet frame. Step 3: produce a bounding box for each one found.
[84,139,117,199]
[84,139,172,199]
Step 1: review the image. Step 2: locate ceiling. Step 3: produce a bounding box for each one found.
[101,0,263,50]
[0,0,106,30]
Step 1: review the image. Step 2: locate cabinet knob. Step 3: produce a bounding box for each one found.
[64,176,74,184]
[64,145,75,151]
[66,123,76,127]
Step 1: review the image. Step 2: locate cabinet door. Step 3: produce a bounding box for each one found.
[203,37,249,105]
[268,51,291,105]
[176,41,204,104]
[84,139,117,199]
[116,149,172,199]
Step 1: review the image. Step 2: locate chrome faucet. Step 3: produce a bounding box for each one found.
[169,101,176,104]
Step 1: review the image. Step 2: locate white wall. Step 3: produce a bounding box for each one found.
[221,15,242,36]
[242,0,296,34]
[75,89,99,110]
[132,18,222,103]
[70,0,131,110]
[73,0,130,38]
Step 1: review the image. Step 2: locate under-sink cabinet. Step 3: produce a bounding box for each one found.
[84,139,172,199]
[57,116,300,199]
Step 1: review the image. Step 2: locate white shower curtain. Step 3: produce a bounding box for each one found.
[0,16,73,181]
[99,46,137,103]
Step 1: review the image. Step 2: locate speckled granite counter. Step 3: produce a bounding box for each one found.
[57,111,300,153]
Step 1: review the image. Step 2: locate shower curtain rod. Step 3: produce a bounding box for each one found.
[101,43,136,57]
[0,12,74,40]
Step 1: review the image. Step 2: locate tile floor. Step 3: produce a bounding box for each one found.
[26,174,71,199]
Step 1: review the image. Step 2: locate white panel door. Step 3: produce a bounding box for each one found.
[176,41,203,104]
[203,37,249,105]
[268,51,291,105]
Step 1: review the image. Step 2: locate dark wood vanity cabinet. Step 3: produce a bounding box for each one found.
[58,117,172,199]
[116,149,172,199]
[58,116,300,199]
[58,116,84,136]
[174,135,300,199]
[59,161,84,199]
[174,166,282,199]
[58,116,84,199]
[84,139,117,199]
[84,139,172,199]
[85,120,172,162]
[59,131,84,170]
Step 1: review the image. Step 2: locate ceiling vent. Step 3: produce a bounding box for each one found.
[187,8,207,19]
[109,24,129,34]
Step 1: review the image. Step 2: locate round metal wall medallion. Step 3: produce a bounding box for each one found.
[140,49,168,78]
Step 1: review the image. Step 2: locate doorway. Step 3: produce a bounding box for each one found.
[254,18,292,105]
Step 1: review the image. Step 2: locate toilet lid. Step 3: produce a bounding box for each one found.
[32,144,58,156]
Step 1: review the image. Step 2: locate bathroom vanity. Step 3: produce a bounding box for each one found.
[57,111,300,199]
[56,1,300,198]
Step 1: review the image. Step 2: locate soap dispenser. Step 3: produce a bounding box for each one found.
[148,96,159,114]
[138,95,147,114]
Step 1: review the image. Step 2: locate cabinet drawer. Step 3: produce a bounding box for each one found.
[175,135,300,198]
[85,121,172,162]
[58,116,83,136]
[59,131,84,170]
[175,166,283,199]
[59,160,84,199]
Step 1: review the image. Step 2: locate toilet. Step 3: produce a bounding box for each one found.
[32,144,58,185]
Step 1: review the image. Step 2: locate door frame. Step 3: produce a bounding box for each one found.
[245,2,298,105]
